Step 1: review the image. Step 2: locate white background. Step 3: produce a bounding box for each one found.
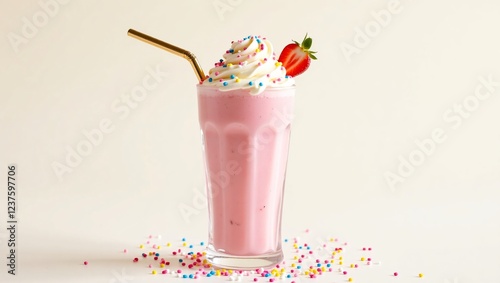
[1,0,499,282]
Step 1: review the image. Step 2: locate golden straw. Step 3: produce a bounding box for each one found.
[127,29,205,82]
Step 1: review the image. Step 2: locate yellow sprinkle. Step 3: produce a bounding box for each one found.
[312,269,318,274]
[166,242,171,247]
[152,270,157,275]
[202,259,208,264]
[202,252,207,256]
[280,268,285,273]
[330,260,335,263]
[361,257,366,261]
[160,263,165,268]
[235,78,240,82]
[329,238,335,242]
[157,246,161,250]
[139,244,144,249]
[348,278,353,282]
[228,270,233,275]
[215,270,221,276]
[227,63,233,67]
[339,261,343,265]
[291,263,296,267]
[332,252,336,255]
[275,62,282,67]
[293,256,299,260]
[350,264,355,268]
[419,273,424,278]
[182,242,187,247]
[339,256,343,260]
[304,271,309,275]
[321,267,326,272]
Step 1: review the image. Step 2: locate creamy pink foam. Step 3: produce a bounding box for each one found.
[197,85,294,256]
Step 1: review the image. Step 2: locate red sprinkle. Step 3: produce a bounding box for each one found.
[83,261,88,265]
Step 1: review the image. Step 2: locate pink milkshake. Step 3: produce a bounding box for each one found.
[198,85,294,267]
[127,29,315,270]
[198,35,295,268]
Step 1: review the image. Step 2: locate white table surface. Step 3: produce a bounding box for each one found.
[1,0,499,282]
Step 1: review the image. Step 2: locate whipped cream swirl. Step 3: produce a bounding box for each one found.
[201,35,295,95]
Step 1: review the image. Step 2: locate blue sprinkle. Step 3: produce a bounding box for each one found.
[307,246,311,250]
[210,270,216,275]
[287,274,292,278]
[200,242,205,246]
[265,273,271,277]
[297,266,302,269]
[284,239,288,242]
[179,259,183,262]
[327,263,331,267]
[223,82,228,86]
[155,253,159,256]
[208,78,213,82]
[317,263,321,267]
[182,274,188,278]
[189,245,193,248]
[207,274,212,277]
[182,237,186,241]
[259,82,264,87]
[223,65,227,68]
[229,49,234,53]
[249,81,253,86]
[299,246,303,249]
[219,59,223,63]
[189,274,194,278]
[230,74,235,79]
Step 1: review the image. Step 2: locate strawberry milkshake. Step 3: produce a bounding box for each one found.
[198,35,315,269]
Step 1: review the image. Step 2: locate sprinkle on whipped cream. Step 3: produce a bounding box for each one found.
[201,35,295,95]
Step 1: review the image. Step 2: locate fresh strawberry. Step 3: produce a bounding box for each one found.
[278,33,317,77]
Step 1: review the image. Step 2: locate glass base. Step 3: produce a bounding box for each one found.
[206,246,283,270]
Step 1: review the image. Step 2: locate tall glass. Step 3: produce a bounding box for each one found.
[197,84,295,269]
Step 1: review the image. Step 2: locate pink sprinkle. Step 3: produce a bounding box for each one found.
[355,264,358,268]
[152,244,157,248]
[146,241,150,244]
[215,71,219,76]
[269,279,274,282]
[177,269,182,274]
[363,247,366,251]
[123,249,128,253]
[394,272,399,276]
[148,264,152,268]
[305,229,310,233]
[162,270,167,274]
[368,247,372,251]
[149,235,152,239]
[343,271,348,275]
[367,258,372,261]
[254,278,258,282]
[83,261,88,265]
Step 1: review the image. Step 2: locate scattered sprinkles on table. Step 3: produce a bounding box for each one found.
[114,233,425,281]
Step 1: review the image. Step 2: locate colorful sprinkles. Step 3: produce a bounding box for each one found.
[112,233,425,281]
[201,35,294,95]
